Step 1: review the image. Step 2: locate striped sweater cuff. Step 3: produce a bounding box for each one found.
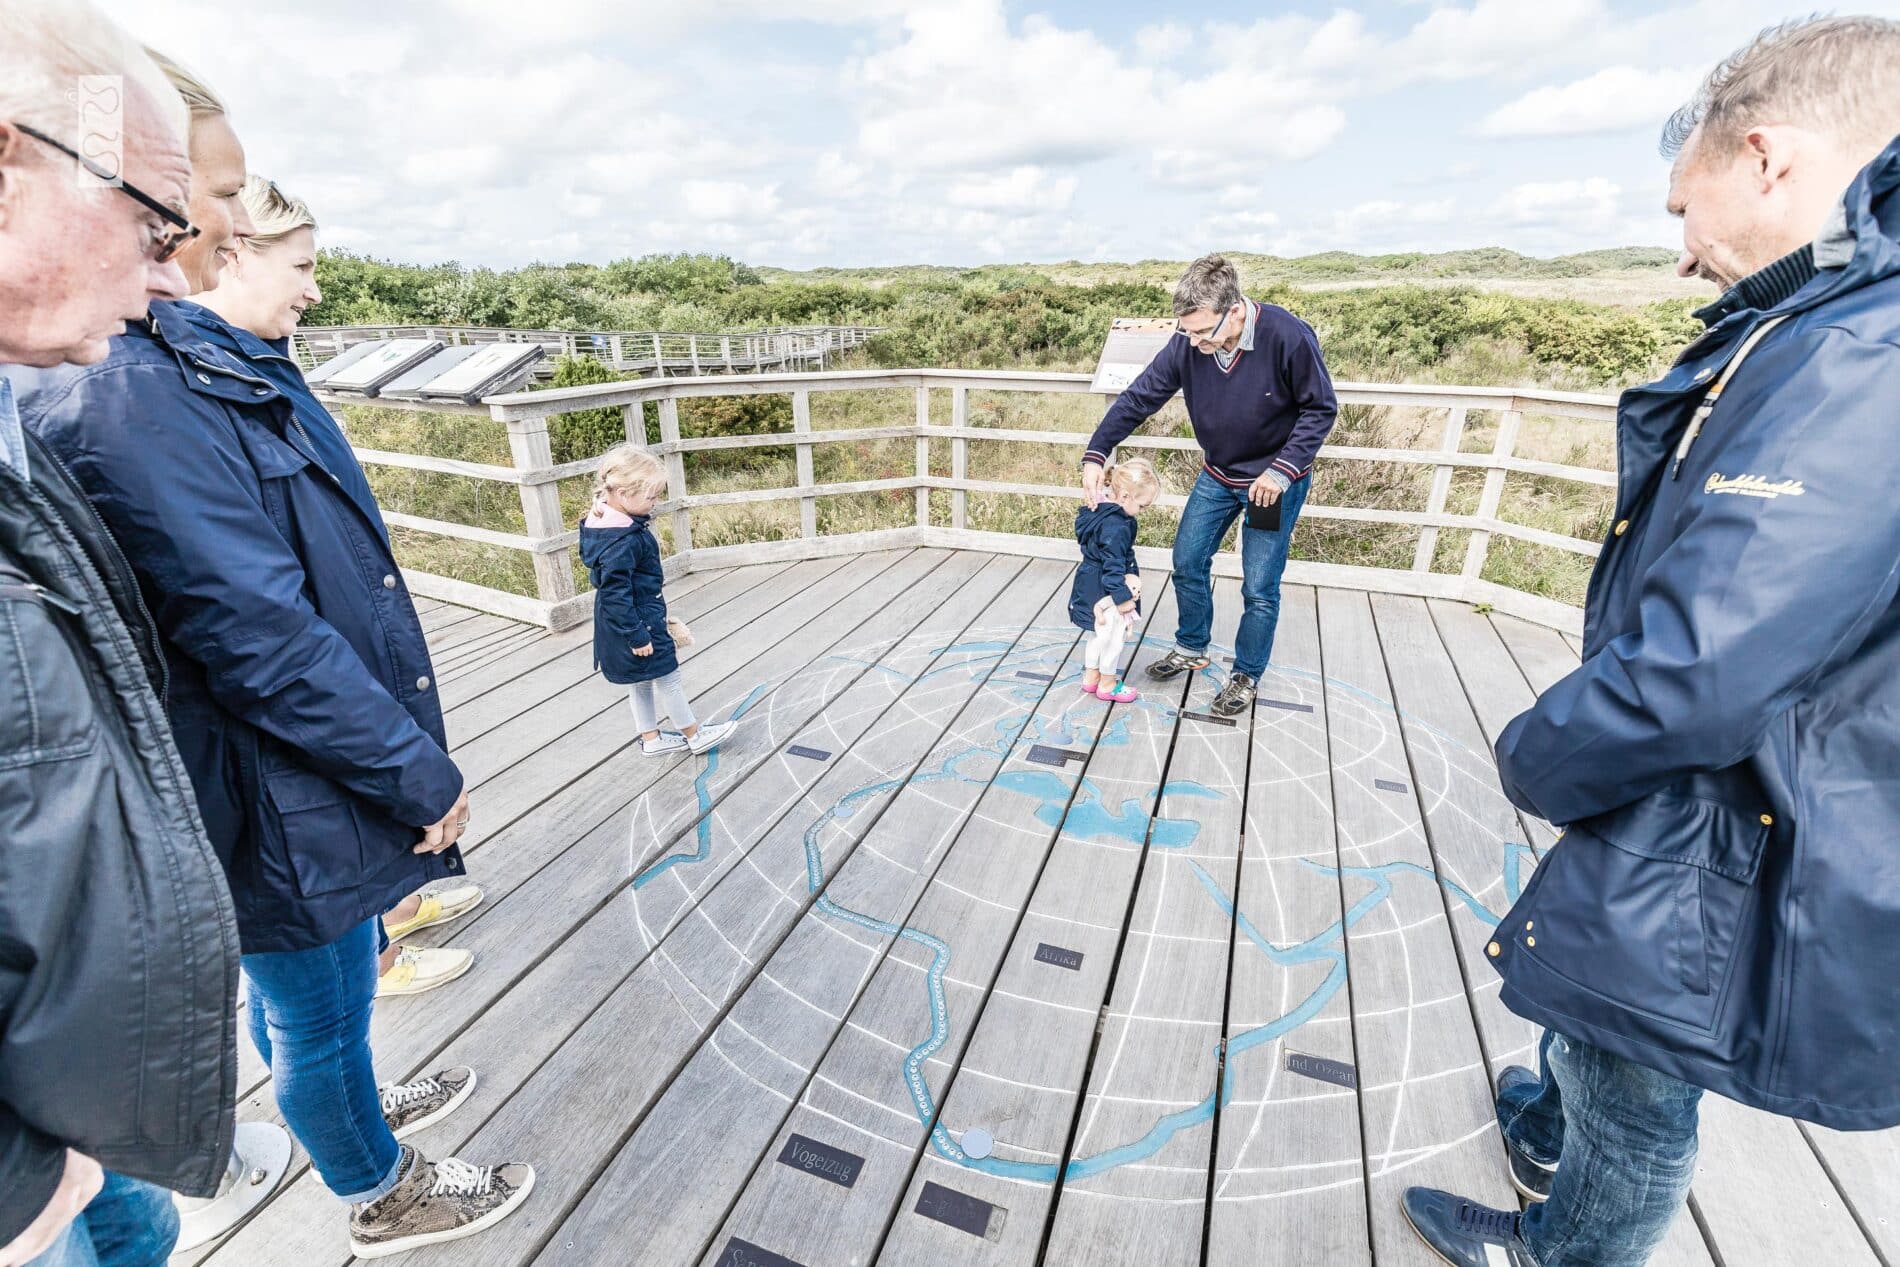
[1270,457,1307,482]
[1082,450,1109,468]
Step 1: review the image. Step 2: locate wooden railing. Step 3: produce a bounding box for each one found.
[315,369,1617,634]
[292,324,881,376]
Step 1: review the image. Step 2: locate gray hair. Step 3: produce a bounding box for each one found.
[1662,15,1900,160]
[145,48,228,122]
[0,0,186,146]
[1172,254,1244,318]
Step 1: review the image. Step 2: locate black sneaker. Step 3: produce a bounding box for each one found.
[1210,671,1256,716]
[1401,1188,1537,1267]
[1496,1065,1558,1202]
[1144,648,1210,680]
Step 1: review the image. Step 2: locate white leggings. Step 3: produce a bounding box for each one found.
[1085,597,1135,677]
[629,670,697,734]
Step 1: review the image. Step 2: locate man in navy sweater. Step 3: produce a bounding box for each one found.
[1081,254,1337,715]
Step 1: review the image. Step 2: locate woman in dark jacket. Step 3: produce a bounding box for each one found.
[10,91,532,1253]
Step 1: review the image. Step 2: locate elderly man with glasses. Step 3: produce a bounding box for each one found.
[0,4,241,1267]
[1080,253,1338,714]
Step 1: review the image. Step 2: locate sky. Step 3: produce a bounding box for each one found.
[97,0,1900,271]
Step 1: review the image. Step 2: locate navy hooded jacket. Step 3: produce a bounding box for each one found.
[14,301,465,954]
[1490,135,1900,1130]
[1069,502,1139,630]
[580,507,678,683]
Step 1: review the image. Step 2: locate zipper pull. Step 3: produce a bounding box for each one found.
[26,583,84,615]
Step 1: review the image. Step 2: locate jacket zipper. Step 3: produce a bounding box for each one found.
[0,581,84,615]
[36,443,171,704]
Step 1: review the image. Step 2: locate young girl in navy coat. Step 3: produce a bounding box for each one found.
[1071,459,1160,702]
[580,445,736,756]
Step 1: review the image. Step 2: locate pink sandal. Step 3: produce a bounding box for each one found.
[1095,680,1140,703]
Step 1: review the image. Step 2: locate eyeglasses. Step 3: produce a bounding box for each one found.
[12,121,200,263]
[1176,306,1233,349]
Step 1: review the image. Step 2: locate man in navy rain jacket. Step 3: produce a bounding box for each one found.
[1402,17,1900,1267]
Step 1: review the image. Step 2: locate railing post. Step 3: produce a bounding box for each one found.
[915,386,931,529]
[656,395,692,555]
[609,335,625,367]
[1462,407,1523,584]
[722,336,734,372]
[503,410,577,619]
[1413,406,1468,573]
[689,336,701,377]
[652,333,665,378]
[793,390,816,540]
[951,386,969,532]
[623,402,648,446]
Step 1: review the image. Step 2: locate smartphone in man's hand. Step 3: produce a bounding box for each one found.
[1245,498,1282,532]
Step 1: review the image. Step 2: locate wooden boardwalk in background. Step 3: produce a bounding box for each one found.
[189,550,1899,1267]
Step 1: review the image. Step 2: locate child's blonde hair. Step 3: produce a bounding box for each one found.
[1107,458,1162,503]
[595,443,667,502]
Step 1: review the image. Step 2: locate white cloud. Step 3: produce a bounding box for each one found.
[1133,22,1193,61]
[678,180,782,222]
[1490,177,1623,226]
[1476,65,1703,137]
[945,166,1078,212]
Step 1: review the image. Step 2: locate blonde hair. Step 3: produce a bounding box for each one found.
[145,48,227,120]
[595,443,667,502]
[238,174,316,251]
[1107,457,1162,503]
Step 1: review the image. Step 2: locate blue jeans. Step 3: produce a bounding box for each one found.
[1501,1031,1703,1266]
[29,1172,178,1267]
[243,918,402,1204]
[1171,468,1309,679]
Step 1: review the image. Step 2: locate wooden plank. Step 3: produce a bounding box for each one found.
[451,554,873,858]
[875,583,1195,1267]
[424,612,518,655]
[1369,594,1542,1082]
[1315,588,1515,1262]
[447,556,848,796]
[716,584,1185,1267]
[441,559,795,746]
[503,572,1080,1267]
[1562,632,1584,657]
[1801,1122,1900,1264]
[432,628,547,683]
[437,623,592,713]
[1424,601,1560,854]
[1207,586,1371,1267]
[1487,612,1582,697]
[1692,1097,1881,1266]
[206,554,1028,1267]
[1043,579,1254,1264]
[417,603,481,634]
[430,622,539,672]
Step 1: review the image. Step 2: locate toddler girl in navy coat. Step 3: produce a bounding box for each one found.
[580,444,735,756]
[1070,458,1159,702]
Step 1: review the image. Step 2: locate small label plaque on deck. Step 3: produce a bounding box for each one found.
[1181,710,1238,727]
[714,1237,806,1267]
[915,1181,1006,1240]
[1015,670,1055,682]
[1375,778,1409,795]
[1026,744,1086,767]
[787,745,831,762]
[1034,942,1085,971]
[1285,1051,1359,1089]
[776,1134,863,1188]
[1259,698,1314,713]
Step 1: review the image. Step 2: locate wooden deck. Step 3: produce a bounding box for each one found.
[192,548,1899,1267]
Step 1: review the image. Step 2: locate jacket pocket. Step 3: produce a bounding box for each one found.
[0,580,98,768]
[1515,793,1770,1032]
[262,766,366,898]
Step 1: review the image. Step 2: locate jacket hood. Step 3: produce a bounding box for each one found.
[1074,501,1133,545]
[578,502,649,567]
[1817,131,1900,300]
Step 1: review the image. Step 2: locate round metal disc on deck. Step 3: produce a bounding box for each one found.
[961,1127,994,1159]
[172,1121,293,1251]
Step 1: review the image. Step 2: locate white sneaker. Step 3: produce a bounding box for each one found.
[686,720,736,755]
[640,731,688,756]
